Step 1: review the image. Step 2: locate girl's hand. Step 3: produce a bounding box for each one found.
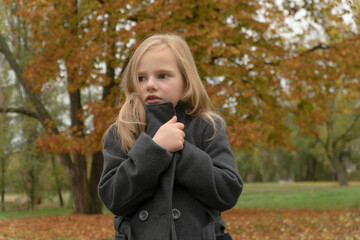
[152,116,185,152]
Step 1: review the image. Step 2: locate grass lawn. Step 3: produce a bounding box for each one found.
[0,206,74,219]
[236,181,360,209]
[0,192,74,219]
[1,181,359,219]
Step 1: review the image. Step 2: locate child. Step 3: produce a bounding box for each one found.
[98,33,243,240]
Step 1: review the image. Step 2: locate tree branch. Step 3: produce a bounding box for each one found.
[0,33,74,168]
[300,43,330,56]
[0,107,39,119]
[0,34,52,128]
[333,114,360,147]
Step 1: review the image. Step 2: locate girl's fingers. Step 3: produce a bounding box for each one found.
[175,123,184,130]
[166,116,177,124]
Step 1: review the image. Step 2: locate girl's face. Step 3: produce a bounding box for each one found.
[137,46,185,107]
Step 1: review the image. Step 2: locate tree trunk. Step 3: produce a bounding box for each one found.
[1,34,103,214]
[50,155,64,207]
[58,153,102,213]
[65,152,103,214]
[329,156,348,186]
[28,159,36,211]
[88,151,104,214]
[305,155,317,181]
[0,81,5,212]
[69,153,89,213]
[68,87,104,213]
[257,147,274,182]
[0,156,5,212]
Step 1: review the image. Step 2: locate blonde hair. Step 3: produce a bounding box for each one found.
[116,33,222,153]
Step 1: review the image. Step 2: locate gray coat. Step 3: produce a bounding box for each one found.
[98,102,243,240]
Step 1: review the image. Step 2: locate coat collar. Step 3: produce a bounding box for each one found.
[145,101,188,137]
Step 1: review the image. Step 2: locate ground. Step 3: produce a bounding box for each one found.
[0,208,359,240]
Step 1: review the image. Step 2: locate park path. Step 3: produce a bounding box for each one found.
[0,208,359,239]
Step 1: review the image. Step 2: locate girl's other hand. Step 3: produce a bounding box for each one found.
[152,116,185,152]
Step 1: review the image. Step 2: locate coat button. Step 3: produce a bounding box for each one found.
[139,210,149,221]
[172,208,181,220]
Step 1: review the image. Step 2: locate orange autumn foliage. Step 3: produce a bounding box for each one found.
[5,0,292,155]
[3,1,360,189]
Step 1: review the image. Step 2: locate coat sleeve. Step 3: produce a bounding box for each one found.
[175,118,243,211]
[98,124,173,216]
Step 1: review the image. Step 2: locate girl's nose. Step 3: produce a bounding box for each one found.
[146,76,158,91]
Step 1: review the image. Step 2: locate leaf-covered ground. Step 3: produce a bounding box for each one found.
[0,208,359,240]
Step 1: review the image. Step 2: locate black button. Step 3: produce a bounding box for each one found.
[139,210,149,221]
[172,208,181,220]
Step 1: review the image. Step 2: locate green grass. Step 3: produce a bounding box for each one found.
[1,182,359,220]
[0,192,74,219]
[0,206,74,219]
[236,181,360,209]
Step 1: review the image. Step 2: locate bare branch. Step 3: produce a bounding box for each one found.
[0,107,39,119]
[0,34,52,127]
[333,114,360,146]
[0,33,74,169]
[300,43,330,56]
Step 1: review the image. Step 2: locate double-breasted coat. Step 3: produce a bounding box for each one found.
[98,102,243,240]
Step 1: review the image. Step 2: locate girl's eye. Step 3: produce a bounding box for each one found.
[138,76,145,82]
[159,74,168,79]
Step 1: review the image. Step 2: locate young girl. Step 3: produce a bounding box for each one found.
[98,33,243,240]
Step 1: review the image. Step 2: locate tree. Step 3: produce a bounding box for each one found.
[49,154,65,207]
[313,92,360,185]
[0,0,109,213]
[1,0,291,213]
[0,73,9,212]
[290,129,329,182]
[19,127,44,210]
[228,1,360,185]
[276,0,360,185]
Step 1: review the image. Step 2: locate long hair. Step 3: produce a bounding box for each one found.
[116,33,222,153]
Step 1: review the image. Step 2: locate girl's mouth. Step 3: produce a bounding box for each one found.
[145,95,161,104]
